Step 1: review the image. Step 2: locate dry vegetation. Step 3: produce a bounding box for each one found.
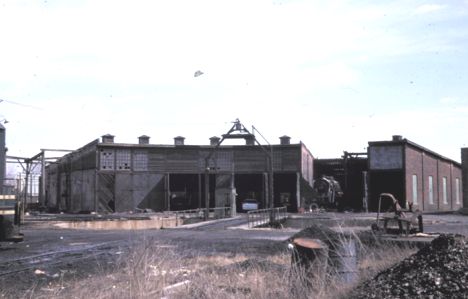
[8,234,417,299]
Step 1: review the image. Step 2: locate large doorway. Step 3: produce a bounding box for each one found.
[369,171,405,211]
[234,174,264,212]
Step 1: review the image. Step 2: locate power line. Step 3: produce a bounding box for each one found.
[0,99,43,110]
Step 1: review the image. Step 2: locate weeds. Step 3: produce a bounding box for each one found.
[2,232,417,299]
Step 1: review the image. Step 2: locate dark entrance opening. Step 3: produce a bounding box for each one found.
[234,174,264,212]
[369,171,405,211]
[274,173,297,212]
[169,174,200,211]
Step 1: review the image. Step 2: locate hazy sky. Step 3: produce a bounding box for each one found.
[1,0,468,164]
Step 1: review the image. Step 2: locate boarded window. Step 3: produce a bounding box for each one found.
[369,146,403,170]
[273,150,282,170]
[442,177,448,204]
[116,150,131,170]
[428,176,434,205]
[216,151,233,171]
[100,149,114,170]
[456,178,460,204]
[412,174,418,205]
[133,150,148,171]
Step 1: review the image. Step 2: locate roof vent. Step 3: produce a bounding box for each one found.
[245,135,255,146]
[102,134,115,143]
[138,135,150,145]
[174,136,185,146]
[209,136,220,146]
[280,135,291,145]
[392,135,403,141]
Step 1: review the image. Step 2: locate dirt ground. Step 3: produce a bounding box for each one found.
[1,212,468,297]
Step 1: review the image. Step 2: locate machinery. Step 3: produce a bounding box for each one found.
[310,176,343,210]
[0,195,23,242]
[371,193,423,235]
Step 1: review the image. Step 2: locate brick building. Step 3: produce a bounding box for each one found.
[368,136,463,212]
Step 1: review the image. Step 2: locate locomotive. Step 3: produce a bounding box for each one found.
[310,176,343,210]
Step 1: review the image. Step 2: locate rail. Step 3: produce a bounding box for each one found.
[247,207,288,228]
[174,207,231,224]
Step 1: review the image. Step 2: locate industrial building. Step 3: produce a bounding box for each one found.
[45,127,315,214]
[458,148,468,212]
[314,152,368,211]
[313,136,464,213]
[40,127,464,215]
[368,136,463,212]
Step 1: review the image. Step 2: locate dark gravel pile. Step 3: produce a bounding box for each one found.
[351,234,468,298]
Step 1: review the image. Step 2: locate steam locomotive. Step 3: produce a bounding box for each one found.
[309,176,343,210]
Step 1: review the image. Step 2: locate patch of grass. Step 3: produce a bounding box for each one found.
[5,233,417,299]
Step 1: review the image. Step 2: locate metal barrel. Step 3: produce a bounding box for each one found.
[328,238,358,284]
[291,238,329,271]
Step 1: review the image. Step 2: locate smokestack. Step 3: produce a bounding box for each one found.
[102,134,115,144]
[209,136,220,146]
[138,135,150,145]
[280,135,291,145]
[174,136,185,146]
[392,135,403,141]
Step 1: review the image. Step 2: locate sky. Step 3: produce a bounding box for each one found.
[1,0,468,171]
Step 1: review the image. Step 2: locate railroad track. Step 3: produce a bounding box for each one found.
[0,241,123,277]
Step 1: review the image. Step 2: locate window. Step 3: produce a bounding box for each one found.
[442,177,448,204]
[116,149,131,170]
[133,150,148,171]
[412,175,418,205]
[456,178,460,205]
[100,149,114,170]
[428,176,434,205]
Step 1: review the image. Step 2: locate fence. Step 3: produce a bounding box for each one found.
[174,207,231,224]
[247,206,288,228]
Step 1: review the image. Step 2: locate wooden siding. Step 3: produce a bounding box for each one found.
[95,145,302,174]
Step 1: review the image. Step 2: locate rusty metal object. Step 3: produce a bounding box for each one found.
[289,235,358,284]
[373,193,423,235]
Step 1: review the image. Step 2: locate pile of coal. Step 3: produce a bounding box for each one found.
[351,234,468,298]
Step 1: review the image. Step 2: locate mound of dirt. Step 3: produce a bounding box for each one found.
[351,234,468,298]
[289,224,342,244]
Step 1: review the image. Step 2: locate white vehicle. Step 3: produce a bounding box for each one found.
[242,199,259,211]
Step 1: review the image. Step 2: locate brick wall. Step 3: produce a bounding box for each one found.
[405,146,461,212]
[437,160,452,211]
[422,154,438,211]
[462,148,468,209]
[405,147,423,209]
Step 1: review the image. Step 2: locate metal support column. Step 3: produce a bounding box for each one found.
[204,171,210,220]
[230,171,236,217]
[40,150,45,207]
[198,173,202,209]
[296,172,301,210]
